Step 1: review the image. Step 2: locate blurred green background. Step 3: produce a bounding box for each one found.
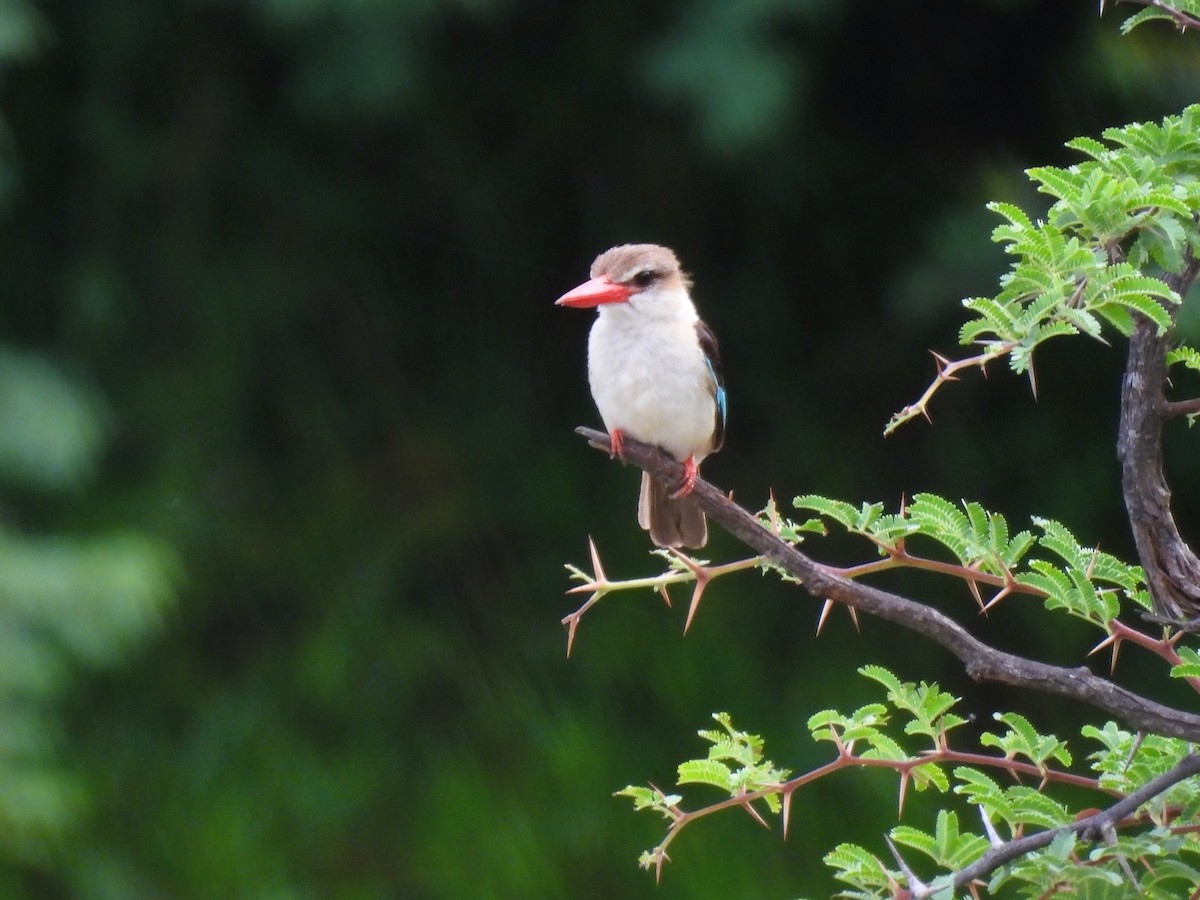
[1,1,1198,897]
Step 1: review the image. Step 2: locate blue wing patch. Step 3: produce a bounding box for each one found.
[706,356,727,427]
[695,319,725,453]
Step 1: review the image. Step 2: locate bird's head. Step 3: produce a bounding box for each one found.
[555,244,693,317]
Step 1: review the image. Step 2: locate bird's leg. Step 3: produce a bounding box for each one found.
[608,428,625,460]
[670,455,699,499]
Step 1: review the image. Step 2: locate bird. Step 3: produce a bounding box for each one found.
[556,243,726,548]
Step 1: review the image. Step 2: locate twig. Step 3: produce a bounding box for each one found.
[885,344,1017,436]
[1161,396,1200,419]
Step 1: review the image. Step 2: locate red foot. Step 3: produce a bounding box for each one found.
[608,428,625,460]
[670,455,698,499]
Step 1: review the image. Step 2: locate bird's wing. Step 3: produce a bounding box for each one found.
[695,318,726,453]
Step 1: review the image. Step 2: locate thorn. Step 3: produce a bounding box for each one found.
[967,578,986,612]
[817,598,835,635]
[1067,276,1088,309]
[930,350,958,381]
[562,537,610,656]
[1088,632,1116,656]
[588,535,607,583]
[565,616,579,658]
[1027,359,1039,400]
[979,805,1004,848]
[1091,630,1123,674]
[782,788,794,839]
[885,835,927,895]
[764,490,783,535]
[741,795,770,830]
[658,584,673,608]
[897,772,909,817]
[669,549,710,634]
[848,606,861,633]
[684,578,709,634]
[981,586,1011,613]
[1123,732,1147,774]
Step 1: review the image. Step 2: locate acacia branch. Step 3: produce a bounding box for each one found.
[575,426,1200,742]
[885,344,1017,436]
[634,735,1111,884]
[921,751,1200,896]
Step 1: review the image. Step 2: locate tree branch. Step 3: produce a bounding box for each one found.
[576,426,1200,742]
[1161,395,1200,419]
[926,752,1200,896]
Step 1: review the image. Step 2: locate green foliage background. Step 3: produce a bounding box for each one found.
[0,1,1197,896]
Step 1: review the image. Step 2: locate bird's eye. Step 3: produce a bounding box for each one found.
[632,269,659,289]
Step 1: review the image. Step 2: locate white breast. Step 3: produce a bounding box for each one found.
[587,300,716,463]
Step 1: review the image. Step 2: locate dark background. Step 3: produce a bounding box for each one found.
[1,1,1198,897]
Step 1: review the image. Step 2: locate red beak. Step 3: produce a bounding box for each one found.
[555,275,632,308]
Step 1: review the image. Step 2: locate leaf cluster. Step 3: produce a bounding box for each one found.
[618,668,1200,897]
[968,107,1200,352]
[792,493,1146,627]
[890,104,1200,431]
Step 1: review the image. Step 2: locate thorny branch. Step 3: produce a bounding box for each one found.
[634,736,1122,885]
[884,343,1017,436]
[576,426,1200,890]
[575,426,1200,743]
[916,751,1200,897]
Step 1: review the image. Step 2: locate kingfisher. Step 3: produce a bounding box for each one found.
[556,243,726,548]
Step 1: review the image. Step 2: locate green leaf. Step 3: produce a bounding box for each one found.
[1170,646,1200,680]
[859,664,963,745]
[1065,135,1113,161]
[1004,786,1071,829]
[1167,345,1200,373]
[892,809,989,869]
[824,842,894,893]
[980,712,1072,768]
[808,703,890,745]
[677,758,735,791]
[953,767,1011,822]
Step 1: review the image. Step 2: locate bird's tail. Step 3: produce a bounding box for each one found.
[638,472,707,549]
